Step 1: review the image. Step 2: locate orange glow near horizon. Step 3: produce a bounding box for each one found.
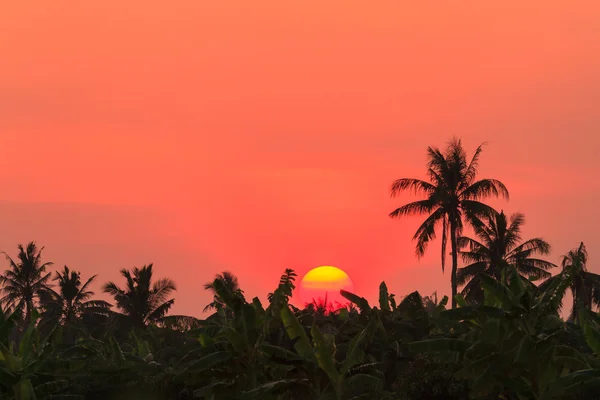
[298,266,354,309]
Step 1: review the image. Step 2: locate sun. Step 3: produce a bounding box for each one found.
[298,266,354,310]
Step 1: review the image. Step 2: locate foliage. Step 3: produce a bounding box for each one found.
[0,242,53,321]
[38,266,111,338]
[0,258,598,399]
[102,264,176,329]
[540,242,600,323]
[457,210,557,304]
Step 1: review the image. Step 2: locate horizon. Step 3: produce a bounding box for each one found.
[2,1,600,317]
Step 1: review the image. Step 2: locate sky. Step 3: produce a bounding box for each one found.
[1,1,599,316]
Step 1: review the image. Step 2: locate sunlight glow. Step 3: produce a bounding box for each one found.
[298,266,354,309]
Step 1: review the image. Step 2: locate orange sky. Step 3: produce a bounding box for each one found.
[1,1,599,316]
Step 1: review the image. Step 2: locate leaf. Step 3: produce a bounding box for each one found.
[397,291,429,338]
[514,336,534,364]
[347,373,383,393]
[311,324,339,388]
[408,338,471,353]
[261,344,304,364]
[109,337,125,367]
[14,378,37,400]
[242,379,313,398]
[19,323,37,362]
[220,326,248,353]
[280,305,315,362]
[0,342,19,373]
[456,354,496,380]
[193,381,232,398]
[480,274,514,308]
[441,305,506,321]
[545,369,600,399]
[579,308,600,355]
[179,351,231,375]
[378,282,391,312]
[338,308,349,321]
[341,314,379,375]
[454,294,468,308]
[198,332,215,348]
[252,297,264,313]
[480,318,501,344]
[340,290,370,313]
[240,303,259,345]
[433,296,449,317]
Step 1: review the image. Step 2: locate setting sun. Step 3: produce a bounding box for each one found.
[298,266,354,310]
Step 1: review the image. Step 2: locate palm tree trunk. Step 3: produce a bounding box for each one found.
[450,219,459,309]
[25,298,33,323]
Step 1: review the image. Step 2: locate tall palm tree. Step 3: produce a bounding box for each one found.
[38,266,111,326]
[389,138,509,308]
[203,271,244,313]
[102,264,176,329]
[0,242,53,320]
[539,243,600,323]
[457,210,556,304]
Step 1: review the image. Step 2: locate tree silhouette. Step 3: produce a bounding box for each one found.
[540,242,600,323]
[39,266,111,327]
[102,264,176,329]
[0,242,53,320]
[389,138,509,308]
[457,210,556,304]
[203,271,244,313]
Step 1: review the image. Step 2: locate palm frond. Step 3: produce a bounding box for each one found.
[461,179,509,201]
[462,143,485,187]
[514,263,552,281]
[147,299,175,323]
[389,199,437,219]
[102,282,123,297]
[457,262,487,286]
[390,178,436,197]
[515,258,557,271]
[412,208,445,258]
[509,238,552,258]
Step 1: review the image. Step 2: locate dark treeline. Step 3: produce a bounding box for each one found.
[0,138,599,400]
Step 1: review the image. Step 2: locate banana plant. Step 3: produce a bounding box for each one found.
[540,308,600,399]
[280,304,383,400]
[409,266,588,399]
[0,311,56,400]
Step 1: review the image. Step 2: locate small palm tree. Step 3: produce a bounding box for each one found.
[38,266,111,326]
[457,210,556,304]
[102,264,176,329]
[0,242,53,320]
[389,138,509,308]
[203,271,245,313]
[540,243,600,323]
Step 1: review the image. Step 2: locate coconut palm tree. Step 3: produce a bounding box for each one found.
[38,266,111,327]
[389,138,509,308]
[0,242,53,320]
[102,264,176,329]
[457,210,556,304]
[203,271,245,313]
[539,243,600,323]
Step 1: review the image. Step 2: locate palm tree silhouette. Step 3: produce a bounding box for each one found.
[540,243,600,323]
[457,210,556,304]
[102,264,176,329]
[203,271,244,313]
[389,138,509,308]
[0,242,53,320]
[38,266,111,327]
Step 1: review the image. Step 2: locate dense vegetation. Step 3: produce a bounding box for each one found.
[1,139,599,399]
